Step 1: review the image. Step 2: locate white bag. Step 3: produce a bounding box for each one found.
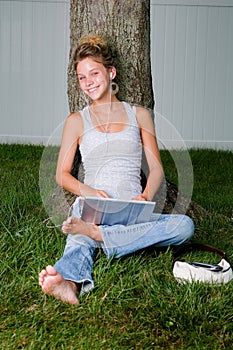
[173,243,233,284]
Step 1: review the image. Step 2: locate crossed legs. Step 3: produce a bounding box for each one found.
[38,214,194,304]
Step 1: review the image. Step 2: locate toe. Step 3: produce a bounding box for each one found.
[38,270,46,282]
[46,265,58,276]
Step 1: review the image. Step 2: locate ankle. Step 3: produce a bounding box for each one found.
[67,280,78,293]
[91,225,103,241]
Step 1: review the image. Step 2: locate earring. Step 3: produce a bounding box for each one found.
[110,81,119,95]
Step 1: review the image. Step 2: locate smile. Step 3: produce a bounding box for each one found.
[87,86,98,93]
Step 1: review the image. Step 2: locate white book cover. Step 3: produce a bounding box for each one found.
[79,197,156,226]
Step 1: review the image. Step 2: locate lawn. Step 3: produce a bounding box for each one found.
[0,144,233,349]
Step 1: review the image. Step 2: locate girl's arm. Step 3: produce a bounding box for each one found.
[136,106,164,201]
[56,112,109,198]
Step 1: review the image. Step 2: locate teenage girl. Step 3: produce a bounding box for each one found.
[39,35,194,304]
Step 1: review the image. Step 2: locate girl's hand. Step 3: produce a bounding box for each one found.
[132,194,147,201]
[96,190,110,198]
[79,183,110,198]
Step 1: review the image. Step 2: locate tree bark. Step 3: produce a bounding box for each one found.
[68,0,153,112]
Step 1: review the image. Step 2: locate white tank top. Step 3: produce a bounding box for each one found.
[79,102,142,199]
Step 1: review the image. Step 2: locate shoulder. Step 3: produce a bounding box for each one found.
[63,111,84,138]
[135,105,155,132]
[66,111,82,121]
[65,111,83,127]
[123,102,152,120]
[135,105,152,118]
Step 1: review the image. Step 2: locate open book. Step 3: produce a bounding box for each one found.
[79,196,155,226]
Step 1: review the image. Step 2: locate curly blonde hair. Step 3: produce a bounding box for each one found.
[74,34,114,70]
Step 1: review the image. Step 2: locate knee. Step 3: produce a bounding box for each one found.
[179,215,195,243]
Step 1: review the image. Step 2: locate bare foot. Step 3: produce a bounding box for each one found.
[62,217,103,241]
[38,265,79,305]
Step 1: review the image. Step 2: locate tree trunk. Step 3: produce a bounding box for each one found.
[68,0,153,112]
[65,0,208,222]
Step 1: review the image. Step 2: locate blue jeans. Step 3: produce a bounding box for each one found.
[54,212,194,296]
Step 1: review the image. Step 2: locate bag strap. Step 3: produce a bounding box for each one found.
[173,242,226,261]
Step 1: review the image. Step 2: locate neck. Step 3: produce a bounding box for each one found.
[91,94,119,107]
[88,97,121,133]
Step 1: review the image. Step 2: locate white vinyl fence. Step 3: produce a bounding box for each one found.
[0,0,70,145]
[0,0,232,149]
[151,0,233,149]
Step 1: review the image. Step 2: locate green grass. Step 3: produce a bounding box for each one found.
[0,144,233,349]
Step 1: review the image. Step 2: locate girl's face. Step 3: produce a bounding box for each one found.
[76,57,111,102]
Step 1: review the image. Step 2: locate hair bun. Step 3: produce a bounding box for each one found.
[79,34,107,48]
[74,33,113,69]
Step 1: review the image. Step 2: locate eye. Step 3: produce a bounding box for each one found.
[78,76,85,81]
